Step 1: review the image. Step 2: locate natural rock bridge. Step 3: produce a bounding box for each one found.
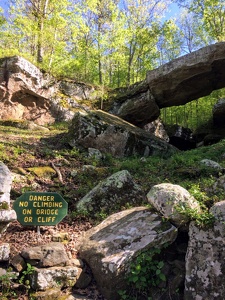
[0,42,225,128]
[109,42,225,127]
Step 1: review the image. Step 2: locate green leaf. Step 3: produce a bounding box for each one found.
[159,273,166,281]
[131,276,139,283]
[157,261,164,269]
[156,269,161,275]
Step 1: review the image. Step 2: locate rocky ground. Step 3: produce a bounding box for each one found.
[0,123,107,299]
[1,220,106,299]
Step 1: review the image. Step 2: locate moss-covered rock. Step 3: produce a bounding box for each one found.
[76,170,146,217]
[28,166,56,179]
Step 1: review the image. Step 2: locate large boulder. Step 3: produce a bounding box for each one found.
[184,201,225,299]
[109,42,225,126]
[76,170,146,217]
[0,56,56,125]
[110,87,160,126]
[147,183,201,227]
[68,110,177,158]
[78,206,178,300]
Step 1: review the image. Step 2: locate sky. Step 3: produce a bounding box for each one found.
[0,1,8,11]
[167,2,180,20]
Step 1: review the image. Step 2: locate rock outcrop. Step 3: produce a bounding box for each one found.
[0,56,55,125]
[109,42,225,126]
[67,110,177,158]
[2,43,225,129]
[165,125,196,150]
[0,56,100,125]
[143,118,169,142]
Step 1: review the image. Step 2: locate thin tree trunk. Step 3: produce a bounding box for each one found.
[37,19,44,63]
[36,0,49,63]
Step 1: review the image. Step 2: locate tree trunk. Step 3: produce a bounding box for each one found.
[37,19,44,63]
[35,0,49,63]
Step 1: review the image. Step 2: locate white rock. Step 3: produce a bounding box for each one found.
[147,183,201,227]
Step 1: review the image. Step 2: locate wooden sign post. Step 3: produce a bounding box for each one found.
[13,192,68,226]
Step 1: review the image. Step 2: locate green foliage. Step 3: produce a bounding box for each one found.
[19,263,35,291]
[0,0,174,87]
[188,184,210,205]
[118,246,168,300]
[189,0,225,42]
[175,204,215,228]
[161,88,225,133]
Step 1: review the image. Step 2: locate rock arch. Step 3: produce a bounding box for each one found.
[109,42,225,127]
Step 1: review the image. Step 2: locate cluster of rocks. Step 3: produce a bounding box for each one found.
[0,241,92,299]
[76,168,225,300]
[1,158,225,299]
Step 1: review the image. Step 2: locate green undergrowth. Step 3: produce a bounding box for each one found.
[0,122,225,225]
[118,244,169,300]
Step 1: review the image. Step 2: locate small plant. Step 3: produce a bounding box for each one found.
[188,184,210,206]
[175,204,215,228]
[19,263,35,292]
[118,246,167,300]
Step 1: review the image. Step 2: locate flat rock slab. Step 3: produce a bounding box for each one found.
[147,42,225,108]
[78,207,178,300]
